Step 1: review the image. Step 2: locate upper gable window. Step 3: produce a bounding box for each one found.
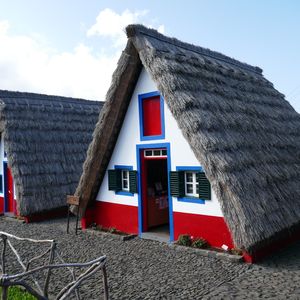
[138,91,165,141]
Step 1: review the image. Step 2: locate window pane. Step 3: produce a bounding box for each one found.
[186,184,193,194]
[123,180,128,189]
[153,150,160,156]
[162,149,167,156]
[185,172,193,183]
[196,183,199,194]
[122,171,128,179]
[145,150,152,156]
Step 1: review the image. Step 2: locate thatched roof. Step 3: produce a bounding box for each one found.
[0,90,103,216]
[75,24,300,253]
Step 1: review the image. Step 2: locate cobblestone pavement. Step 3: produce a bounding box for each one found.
[0,218,299,299]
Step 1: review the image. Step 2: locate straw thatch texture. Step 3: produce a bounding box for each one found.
[76,25,300,253]
[0,90,102,216]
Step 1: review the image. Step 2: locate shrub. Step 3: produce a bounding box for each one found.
[177,234,192,246]
[192,238,208,249]
[108,227,117,234]
[230,248,243,256]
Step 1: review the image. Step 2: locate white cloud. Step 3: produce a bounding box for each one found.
[0,20,119,100]
[157,25,165,34]
[0,9,164,101]
[0,20,9,35]
[87,8,164,47]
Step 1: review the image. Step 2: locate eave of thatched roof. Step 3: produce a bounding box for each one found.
[76,24,300,253]
[74,42,142,213]
[0,90,103,216]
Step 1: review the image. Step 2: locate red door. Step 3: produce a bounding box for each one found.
[4,163,16,214]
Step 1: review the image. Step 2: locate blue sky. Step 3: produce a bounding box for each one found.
[0,0,299,112]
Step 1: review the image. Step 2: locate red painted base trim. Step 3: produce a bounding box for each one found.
[173,212,234,249]
[0,196,4,214]
[243,228,300,263]
[82,201,139,234]
[24,207,68,223]
[0,196,17,215]
[81,208,95,229]
[242,252,254,263]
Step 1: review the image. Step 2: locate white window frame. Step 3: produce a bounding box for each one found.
[144,149,167,158]
[184,171,199,197]
[121,170,130,191]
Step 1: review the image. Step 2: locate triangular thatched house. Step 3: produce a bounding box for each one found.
[74,24,300,262]
[0,90,103,221]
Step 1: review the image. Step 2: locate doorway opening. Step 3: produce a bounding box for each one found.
[140,148,169,241]
[3,162,16,215]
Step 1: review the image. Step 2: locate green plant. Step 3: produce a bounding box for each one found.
[177,234,192,246]
[108,227,117,234]
[230,248,243,256]
[192,238,208,249]
[0,286,37,299]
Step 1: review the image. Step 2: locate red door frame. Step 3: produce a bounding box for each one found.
[3,162,16,214]
[140,149,168,232]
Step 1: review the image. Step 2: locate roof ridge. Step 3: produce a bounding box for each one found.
[0,90,102,106]
[126,24,262,75]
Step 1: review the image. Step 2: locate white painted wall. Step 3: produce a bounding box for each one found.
[96,68,223,217]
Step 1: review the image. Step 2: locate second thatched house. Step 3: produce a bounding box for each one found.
[0,90,103,221]
[74,25,300,262]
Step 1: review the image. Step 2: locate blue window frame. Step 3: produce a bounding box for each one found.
[138,91,165,141]
[114,165,134,197]
[175,166,205,204]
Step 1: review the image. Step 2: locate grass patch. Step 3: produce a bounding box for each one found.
[90,224,128,236]
[0,286,37,299]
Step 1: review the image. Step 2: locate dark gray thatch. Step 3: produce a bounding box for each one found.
[76,24,300,254]
[0,90,102,216]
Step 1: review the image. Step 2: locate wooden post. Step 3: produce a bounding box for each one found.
[75,204,80,236]
[67,205,70,234]
[66,196,80,234]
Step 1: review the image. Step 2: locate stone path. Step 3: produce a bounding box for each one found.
[0,217,299,299]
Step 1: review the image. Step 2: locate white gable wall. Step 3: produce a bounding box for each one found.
[96,68,223,217]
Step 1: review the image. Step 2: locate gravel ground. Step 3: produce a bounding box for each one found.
[0,217,299,299]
